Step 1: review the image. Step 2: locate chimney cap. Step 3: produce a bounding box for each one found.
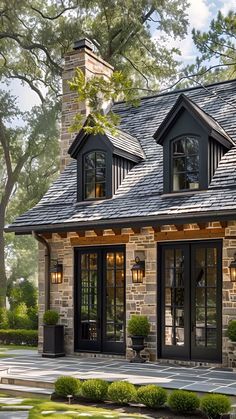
[73,38,93,51]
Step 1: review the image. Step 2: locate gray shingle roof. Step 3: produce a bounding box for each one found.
[6,79,236,233]
[105,128,145,160]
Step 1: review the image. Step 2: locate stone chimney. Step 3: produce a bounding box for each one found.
[60,38,114,170]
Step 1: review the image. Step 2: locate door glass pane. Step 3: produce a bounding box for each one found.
[105,251,125,343]
[164,248,185,347]
[80,252,98,342]
[193,246,218,349]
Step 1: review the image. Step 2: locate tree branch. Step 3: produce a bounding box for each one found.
[31,4,78,20]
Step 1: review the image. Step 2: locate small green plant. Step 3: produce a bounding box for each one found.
[108,381,136,405]
[168,390,200,414]
[127,315,150,337]
[55,376,81,397]
[137,385,167,409]
[81,379,108,401]
[43,310,59,326]
[200,394,231,419]
[227,320,236,341]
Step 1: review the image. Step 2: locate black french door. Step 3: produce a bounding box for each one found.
[158,241,222,363]
[74,246,125,354]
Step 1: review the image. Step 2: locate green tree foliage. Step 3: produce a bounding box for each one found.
[179,10,236,88]
[7,279,38,310]
[0,91,59,307]
[0,0,189,97]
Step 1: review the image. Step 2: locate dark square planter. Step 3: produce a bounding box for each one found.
[42,325,65,358]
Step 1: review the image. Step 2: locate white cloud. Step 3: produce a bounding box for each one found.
[187,0,211,30]
[220,0,236,15]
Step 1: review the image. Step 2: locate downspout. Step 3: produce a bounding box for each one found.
[33,232,51,311]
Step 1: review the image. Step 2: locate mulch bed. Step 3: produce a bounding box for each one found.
[51,394,216,418]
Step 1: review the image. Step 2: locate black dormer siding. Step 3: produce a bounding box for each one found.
[208,138,227,183]
[112,155,134,194]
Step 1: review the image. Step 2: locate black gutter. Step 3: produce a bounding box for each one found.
[33,232,50,311]
[5,209,236,235]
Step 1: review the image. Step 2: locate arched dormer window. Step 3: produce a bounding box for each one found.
[84,151,106,200]
[172,136,199,192]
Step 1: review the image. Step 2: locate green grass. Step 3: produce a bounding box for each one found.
[0,397,145,419]
[0,344,37,351]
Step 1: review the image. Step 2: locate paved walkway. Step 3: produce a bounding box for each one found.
[0,354,236,396]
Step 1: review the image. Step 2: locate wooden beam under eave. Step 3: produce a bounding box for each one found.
[70,234,129,246]
[154,227,225,242]
[111,228,121,235]
[76,231,85,237]
[41,233,52,239]
[197,222,207,230]
[56,232,67,239]
[174,224,184,231]
[131,227,141,234]
[219,221,227,228]
[152,226,161,233]
[94,229,103,236]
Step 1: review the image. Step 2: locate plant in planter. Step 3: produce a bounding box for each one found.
[127,315,150,363]
[227,320,236,342]
[42,309,65,358]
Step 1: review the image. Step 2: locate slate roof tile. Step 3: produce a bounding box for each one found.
[6,79,236,232]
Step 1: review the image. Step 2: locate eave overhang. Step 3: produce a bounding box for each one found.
[5,209,236,235]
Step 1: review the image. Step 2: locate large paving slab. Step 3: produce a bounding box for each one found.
[0,353,236,396]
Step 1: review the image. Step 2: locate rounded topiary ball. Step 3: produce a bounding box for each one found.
[137,385,167,408]
[168,390,200,414]
[55,376,81,397]
[200,394,231,419]
[108,381,136,405]
[81,379,108,401]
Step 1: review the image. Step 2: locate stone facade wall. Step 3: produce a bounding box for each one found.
[38,224,236,366]
[60,47,113,171]
[222,221,236,366]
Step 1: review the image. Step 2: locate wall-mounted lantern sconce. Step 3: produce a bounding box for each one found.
[131,256,145,284]
[50,261,63,284]
[230,253,236,282]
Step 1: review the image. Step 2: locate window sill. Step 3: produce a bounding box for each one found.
[161,189,208,198]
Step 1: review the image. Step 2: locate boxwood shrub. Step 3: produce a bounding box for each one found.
[227,320,236,342]
[0,329,38,346]
[108,381,136,405]
[55,376,81,398]
[43,310,59,326]
[81,379,108,401]
[200,394,231,419]
[168,390,200,414]
[137,385,167,409]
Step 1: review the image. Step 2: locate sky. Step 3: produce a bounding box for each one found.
[5,0,236,114]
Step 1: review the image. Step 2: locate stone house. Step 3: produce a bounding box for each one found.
[6,38,236,366]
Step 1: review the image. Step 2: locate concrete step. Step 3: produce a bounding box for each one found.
[0,376,54,390]
[0,382,52,398]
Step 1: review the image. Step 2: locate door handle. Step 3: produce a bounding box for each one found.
[191,322,195,332]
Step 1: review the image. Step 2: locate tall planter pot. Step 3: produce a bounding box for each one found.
[42,325,65,358]
[130,335,146,363]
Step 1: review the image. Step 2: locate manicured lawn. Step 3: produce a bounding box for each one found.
[0,344,37,351]
[0,396,145,419]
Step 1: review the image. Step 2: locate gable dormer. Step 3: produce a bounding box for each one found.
[154,94,234,194]
[68,117,145,201]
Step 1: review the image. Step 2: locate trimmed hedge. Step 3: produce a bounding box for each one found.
[108,381,136,405]
[55,376,81,397]
[200,394,231,419]
[168,390,200,414]
[81,379,108,401]
[0,329,38,346]
[227,320,236,342]
[137,385,167,409]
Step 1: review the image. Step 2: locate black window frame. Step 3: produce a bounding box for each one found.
[83,150,107,201]
[171,135,200,193]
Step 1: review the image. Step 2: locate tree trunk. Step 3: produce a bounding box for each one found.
[0,209,7,308]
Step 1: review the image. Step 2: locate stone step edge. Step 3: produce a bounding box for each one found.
[0,383,52,397]
[0,376,54,390]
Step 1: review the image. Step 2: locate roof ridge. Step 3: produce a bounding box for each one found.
[113,78,236,106]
